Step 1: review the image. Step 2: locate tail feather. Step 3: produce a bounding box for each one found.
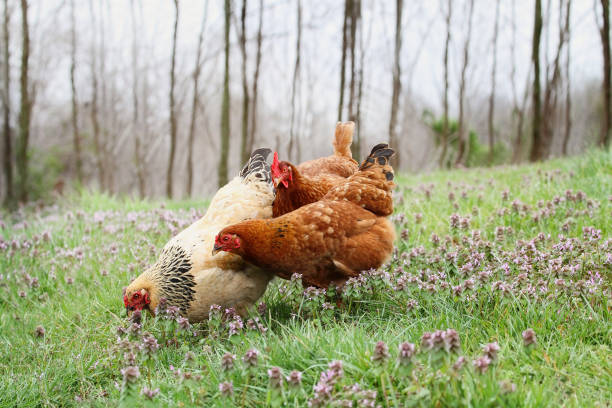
[359,143,395,170]
[332,121,355,158]
[239,148,272,185]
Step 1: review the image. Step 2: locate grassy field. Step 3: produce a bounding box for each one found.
[0,150,610,407]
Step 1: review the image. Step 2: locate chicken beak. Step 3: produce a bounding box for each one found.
[211,244,222,256]
[273,176,288,189]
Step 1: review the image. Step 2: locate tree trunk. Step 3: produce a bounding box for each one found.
[187,0,208,196]
[454,0,474,167]
[354,0,365,160]
[599,0,611,147]
[388,0,402,168]
[166,0,179,197]
[562,0,572,155]
[488,0,500,165]
[439,0,451,168]
[529,0,544,161]
[2,0,12,205]
[88,0,105,190]
[248,0,263,156]
[16,0,30,202]
[130,0,145,197]
[510,0,531,163]
[337,0,350,121]
[218,0,231,188]
[238,0,250,166]
[347,0,361,159]
[69,0,82,183]
[288,0,302,163]
[539,0,569,160]
[99,1,112,192]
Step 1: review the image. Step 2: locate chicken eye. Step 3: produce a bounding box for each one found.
[223,236,229,242]
[133,293,140,299]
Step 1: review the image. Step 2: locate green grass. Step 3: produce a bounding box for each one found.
[0,150,610,407]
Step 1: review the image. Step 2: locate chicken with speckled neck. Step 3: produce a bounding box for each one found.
[123,149,275,322]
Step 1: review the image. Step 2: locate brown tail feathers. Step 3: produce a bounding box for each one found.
[332,121,355,159]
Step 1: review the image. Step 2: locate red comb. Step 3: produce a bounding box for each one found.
[271,152,281,178]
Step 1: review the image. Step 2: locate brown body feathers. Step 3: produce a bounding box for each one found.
[272,122,358,217]
[217,143,397,289]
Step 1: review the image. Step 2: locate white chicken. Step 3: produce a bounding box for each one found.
[123,149,275,322]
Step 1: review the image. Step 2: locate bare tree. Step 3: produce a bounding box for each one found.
[487,0,500,164]
[248,0,263,156]
[454,0,475,167]
[130,0,145,196]
[510,0,531,163]
[99,0,112,191]
[238,0,250,166]
[218,0,231,188]
[187,0,208,196]
[2,0,12,205]
[562,0,572,155]
[354,1,365,160]
[69,0,82,182]
[88,0,106,189]
[596,0,611,147]
[338,0,350,122]
[529,0,544,161]
[347,0,361,159]
[288,0,302,162]
[16,0,30,202]
[539,0,570,159]
[439,0,452,168]
[166,0,179,197]
[389,0,403,168]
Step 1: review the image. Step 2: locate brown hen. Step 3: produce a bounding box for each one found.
[271,122,358,217]
[213,144,396,289]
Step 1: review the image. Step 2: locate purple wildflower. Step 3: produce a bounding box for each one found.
[473,356,492,374]
[453,356,466,370]
[243,348,259,367]
[267,366,283,388]
[165,306,180,320]
[121,366,140,383]
[327,360,344,379]
[155,297,168,315]
[218,381,233,396]
[522,328,537,346]
[286,370,303,387]
[209,304,222,320]
[313,382,333,399]
[257,301,267,315]
[176,317,190,330]
[221,353,236,371]
[406,299,419,310]
[141,333,159,354]
[372,341,390,362]
[141,387,160,399]
[482,342,500,361]
[398,342,415,364]
[130,310,142,324]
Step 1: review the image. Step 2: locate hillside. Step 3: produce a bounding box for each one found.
[0,151,610,407]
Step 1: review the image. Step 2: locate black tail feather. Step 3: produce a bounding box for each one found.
[239,148,273,185]
[359,143,396,170]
